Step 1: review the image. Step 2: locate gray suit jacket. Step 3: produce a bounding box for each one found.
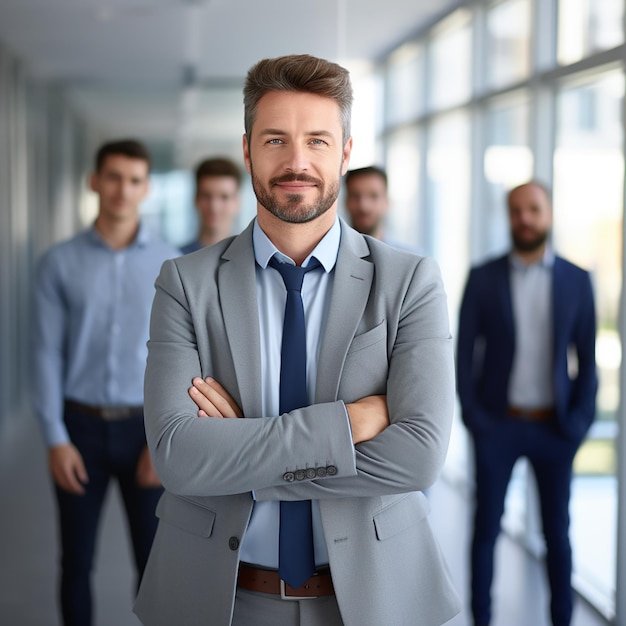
[134,219,460,626]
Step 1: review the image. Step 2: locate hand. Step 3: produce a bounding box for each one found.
[189,377,243,418]
[346,395,389,444]
[49,443,89,494]
[135,445,162,488]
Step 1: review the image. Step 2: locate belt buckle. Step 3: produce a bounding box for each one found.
[101,407,126,420]
[101,407,117,420]
[280,578,312,601]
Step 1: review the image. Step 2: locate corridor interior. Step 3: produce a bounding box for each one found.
[0,411,610,626]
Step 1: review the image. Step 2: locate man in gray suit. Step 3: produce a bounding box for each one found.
[135,54,460,626]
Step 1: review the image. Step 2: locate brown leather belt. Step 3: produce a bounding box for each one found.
[65,400,143,421]
[507,406,555,421]
[237,563,334,599]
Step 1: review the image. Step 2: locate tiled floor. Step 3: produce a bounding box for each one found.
[0,412,612,626]
[428,477,610,626]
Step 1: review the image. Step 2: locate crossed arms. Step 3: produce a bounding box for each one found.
[189,376,389,445]
[144,254,455,500]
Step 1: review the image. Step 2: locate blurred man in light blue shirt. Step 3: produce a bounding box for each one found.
[32,139,179,626]
[180,157,242,254]
[345,165,419,253]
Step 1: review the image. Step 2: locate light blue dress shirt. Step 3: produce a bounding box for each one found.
[239,217,344,569]
[508,247,555,408]
[32,224,179,447]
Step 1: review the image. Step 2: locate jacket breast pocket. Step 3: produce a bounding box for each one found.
[156,492,216,538]
[339,320,388,402]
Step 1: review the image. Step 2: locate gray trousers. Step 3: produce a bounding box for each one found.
[232,588,344,626]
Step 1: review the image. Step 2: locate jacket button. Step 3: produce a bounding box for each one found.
[326,465,337,476]
[228,537,239,551]
[295,469,306,481]
[316,466,327,477]
[283,472,295,482]
[306,468,317,479]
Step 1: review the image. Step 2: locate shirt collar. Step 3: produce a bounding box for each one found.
[252,216,341,273]
[87,221,150,249]
[509,245,554,271]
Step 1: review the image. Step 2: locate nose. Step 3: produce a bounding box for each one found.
[120,180,135,199]
[283,143,309,173]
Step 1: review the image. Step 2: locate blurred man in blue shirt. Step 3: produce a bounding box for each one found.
[344,165,418,253]
[32,138,179,626]
[180,157,242,254]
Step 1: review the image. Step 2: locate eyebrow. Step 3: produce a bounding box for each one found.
[258,128,336,139]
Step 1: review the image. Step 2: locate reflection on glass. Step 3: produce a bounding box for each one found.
[555,70,623,386]
[385,127,421,250]
[483,93,532,257]
[428,9,472,110]
[426,111,471,479]
[350,67,381,168]
[558,0,624,65]
[554,68,623,606]
[426,111,470,325]
[486,0,531,88]
[386,43,423,126]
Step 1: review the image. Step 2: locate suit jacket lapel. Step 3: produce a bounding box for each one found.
[219,222,263,416]
[315,223,374,403]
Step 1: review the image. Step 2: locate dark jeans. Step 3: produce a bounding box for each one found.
[54,405,162,626]
[469,417,579,626]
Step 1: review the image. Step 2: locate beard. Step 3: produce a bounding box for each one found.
[250,167,341,224]
[351,215,382,237]
[511,227,549,252]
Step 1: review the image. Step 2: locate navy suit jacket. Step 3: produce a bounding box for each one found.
[456,253,597,443]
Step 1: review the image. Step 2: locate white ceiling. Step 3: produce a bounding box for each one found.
[0,0,459,168]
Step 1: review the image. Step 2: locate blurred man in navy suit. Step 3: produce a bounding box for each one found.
[457,181,597,626]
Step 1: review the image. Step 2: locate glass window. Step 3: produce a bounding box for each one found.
[350,66,381,168]
[426,111,471,327]
[428,10,473,110]
[486,0,531,88]
[558,0,624,65]
[386,43,423,126]
[553,67,624,607]
[385,126,421,249]
[425,111,472,479]
[482,92,532,258]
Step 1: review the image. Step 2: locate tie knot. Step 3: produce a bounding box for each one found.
[269,256,320,293]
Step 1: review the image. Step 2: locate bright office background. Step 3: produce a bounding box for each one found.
[146,1,624,618]
[0,0,624,623]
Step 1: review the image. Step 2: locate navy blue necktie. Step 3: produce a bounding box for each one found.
[269,255,319,589]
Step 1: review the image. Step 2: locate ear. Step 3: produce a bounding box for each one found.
[340,137,353,176]
[89,172,98,192]
[242,134,252,174]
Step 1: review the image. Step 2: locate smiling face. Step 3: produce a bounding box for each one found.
[243,90,352,226]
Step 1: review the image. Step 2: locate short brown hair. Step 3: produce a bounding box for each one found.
[195,157,242,190]
[95,139,151,172]
[346,166,388,189]
[243,54,353,144]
